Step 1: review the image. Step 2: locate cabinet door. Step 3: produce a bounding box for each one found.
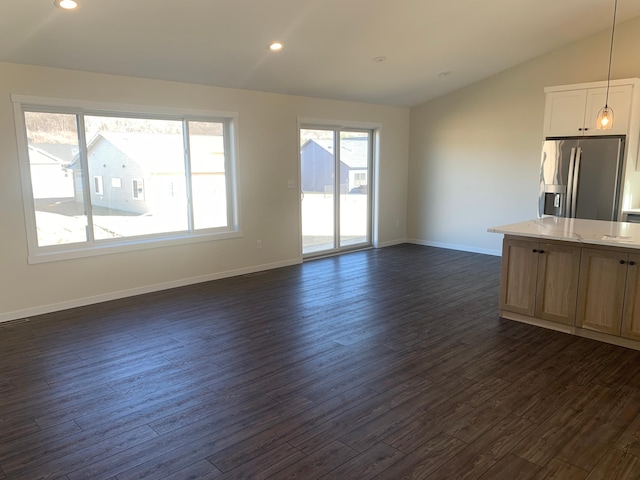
[543,90,588,137]
[500,238,539,316]
[576,248,627,335]
[534,243,581,325]
[622,253,640,340]
[584,85,633,135]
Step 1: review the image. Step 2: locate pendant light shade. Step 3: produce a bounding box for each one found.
[596,0,618,131]
[597,106,614,130]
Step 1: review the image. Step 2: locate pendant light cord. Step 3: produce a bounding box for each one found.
[605,0,618,107]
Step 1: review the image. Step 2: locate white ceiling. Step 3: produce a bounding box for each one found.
[2,0,639,107]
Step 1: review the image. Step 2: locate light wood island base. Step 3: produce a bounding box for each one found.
[489,217,640,351]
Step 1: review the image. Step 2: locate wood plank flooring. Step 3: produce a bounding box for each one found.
[2,244,640,479]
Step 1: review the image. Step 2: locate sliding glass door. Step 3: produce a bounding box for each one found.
[300,127,372,257]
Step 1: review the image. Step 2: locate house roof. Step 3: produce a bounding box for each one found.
[307,138,369,169]
[32,143,78,164]
[27,145,69,166]
[84,132,226,174]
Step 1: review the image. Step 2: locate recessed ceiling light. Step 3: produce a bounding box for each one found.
[54,0,79,10]
[269,42,284,52]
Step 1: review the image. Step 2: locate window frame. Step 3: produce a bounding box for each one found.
[298,123,375,257]
[297,117,381,252]
[12,94,241,264]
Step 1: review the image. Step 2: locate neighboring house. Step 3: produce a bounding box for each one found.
[67,132,225,215]
[300,137,369,194]
[27,146,74,199]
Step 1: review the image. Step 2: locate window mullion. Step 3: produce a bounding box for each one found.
[183,120,194,232]
[224,120,234,228]
[334,131,340,246]
[76,114,96,244]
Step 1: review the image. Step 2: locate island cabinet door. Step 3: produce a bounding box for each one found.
[576,248,628,335]
[500,238,539,316]
[534,243,581,325]
[622,253,640,340]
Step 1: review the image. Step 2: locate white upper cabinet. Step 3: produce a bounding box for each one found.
[544,84,633,137]
[544,89,588,137]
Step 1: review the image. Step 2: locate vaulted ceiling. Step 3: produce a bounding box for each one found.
[3,0,640,107]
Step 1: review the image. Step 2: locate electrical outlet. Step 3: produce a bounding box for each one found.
[257,240,262,249]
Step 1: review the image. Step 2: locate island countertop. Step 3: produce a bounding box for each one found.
[488,217,640,250]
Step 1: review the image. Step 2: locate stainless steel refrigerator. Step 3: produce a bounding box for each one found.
[538,136,625,221]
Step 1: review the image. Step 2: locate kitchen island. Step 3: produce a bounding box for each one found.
[489,217,640,350]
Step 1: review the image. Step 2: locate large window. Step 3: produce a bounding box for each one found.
[13,96,239,263]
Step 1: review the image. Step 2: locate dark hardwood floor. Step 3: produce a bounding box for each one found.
[2,244,640,479]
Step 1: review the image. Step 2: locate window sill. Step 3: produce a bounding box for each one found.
[27,229,243,264]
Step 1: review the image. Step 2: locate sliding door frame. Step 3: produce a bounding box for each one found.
[298,121,376,259]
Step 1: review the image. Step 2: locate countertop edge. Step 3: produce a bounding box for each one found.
[487,218,640,250]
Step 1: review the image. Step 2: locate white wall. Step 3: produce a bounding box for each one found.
[407,15,640,256]
[0,62,410,322]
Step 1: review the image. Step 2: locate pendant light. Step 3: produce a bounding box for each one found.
[596,0,618,130]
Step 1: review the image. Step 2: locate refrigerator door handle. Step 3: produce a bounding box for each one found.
[571,147,582,218]
[565,147,576,217]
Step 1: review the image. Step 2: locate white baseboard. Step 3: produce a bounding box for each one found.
[376,238,407,248]
[0,258,302,324]
[406,238,501,256]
